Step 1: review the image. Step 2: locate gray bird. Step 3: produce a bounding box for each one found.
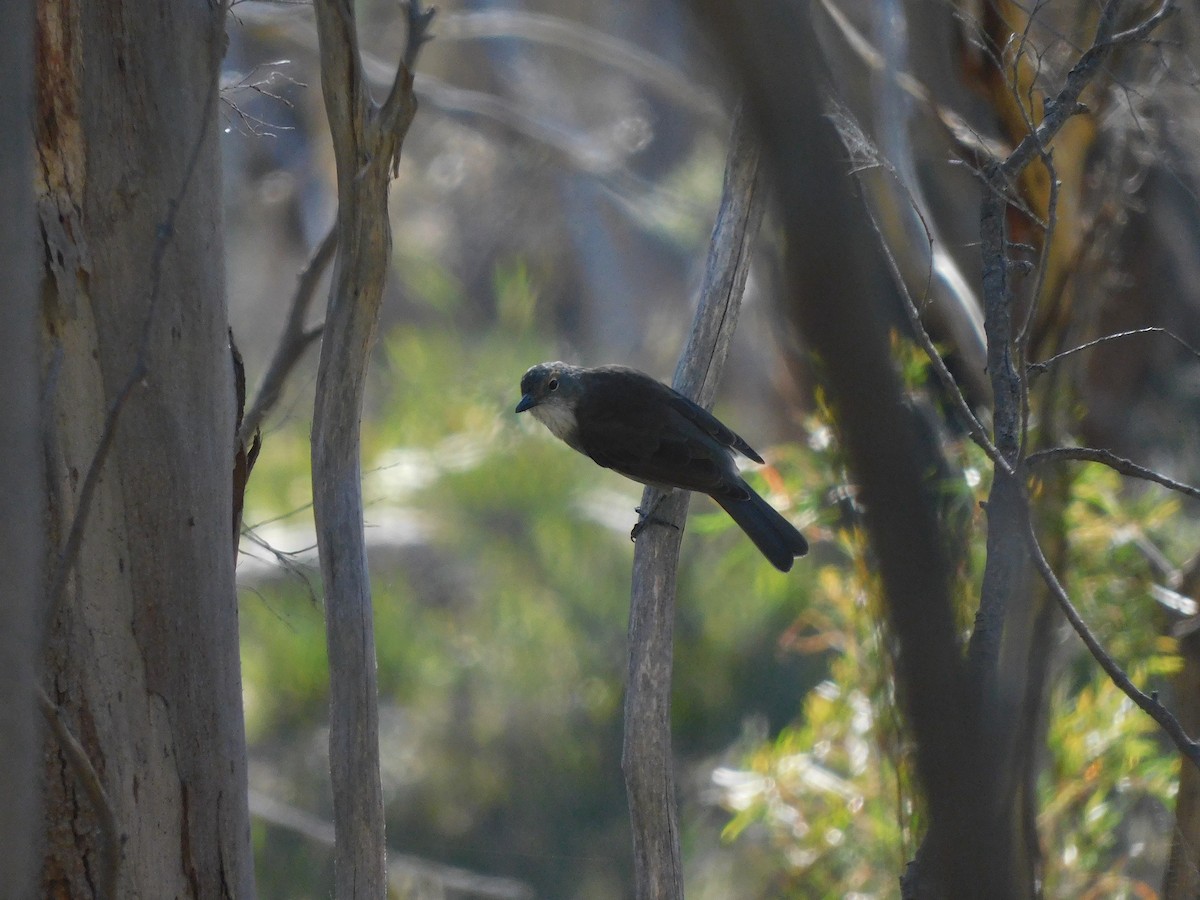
[516,361,808,572]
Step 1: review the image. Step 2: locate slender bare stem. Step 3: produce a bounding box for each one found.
[1024,507,1200,769]
[1026,447,1200,501]
[239,226,336,444]
[1029,326,1200,374]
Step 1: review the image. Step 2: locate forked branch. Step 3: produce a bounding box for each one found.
[309,2,433,896]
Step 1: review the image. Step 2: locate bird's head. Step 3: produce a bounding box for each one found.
[516,362,585,444]
[515,362,585,414]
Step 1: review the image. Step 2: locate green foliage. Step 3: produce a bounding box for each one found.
[710,414,919,898]
[1037,463,1184,897]
[710,344,1187,897]
[394,247,466,316]
[494,258,539,334]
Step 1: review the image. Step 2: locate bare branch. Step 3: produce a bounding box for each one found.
[238,527,322,602]
[220,59,302,136]
[379,1,436,144]
[1108,0,1177,45]
[239,227,335,444]
[1024,505,1200,770]
[401,2,437,75]
[838,102,1006,472]
[864,206,1007,472]
[1025,447,1200,501]
[1028,326,1200,374]
[221,102,295,138]
[1000,0,1178,182]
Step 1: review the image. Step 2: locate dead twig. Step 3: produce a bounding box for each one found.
[1028,325,1200,374]
[1023,505,1200,770]
[1025,446,1200,501]
[838,104,1005,472]
[239,227,335,444]
[998,0,1177,183]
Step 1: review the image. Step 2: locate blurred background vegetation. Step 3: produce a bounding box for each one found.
[224,0,1200,896]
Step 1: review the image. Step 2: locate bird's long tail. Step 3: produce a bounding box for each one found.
[715,486,808,572]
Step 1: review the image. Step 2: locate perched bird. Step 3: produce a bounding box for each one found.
[516,361,808,572]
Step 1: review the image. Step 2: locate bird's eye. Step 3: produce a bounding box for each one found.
[548,378,559,392]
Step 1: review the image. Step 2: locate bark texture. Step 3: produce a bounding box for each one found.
[309,1,427,894]
[623,110,764,900]
[36,0,254,895]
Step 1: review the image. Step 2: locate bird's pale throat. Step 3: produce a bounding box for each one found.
[530,401,579,446]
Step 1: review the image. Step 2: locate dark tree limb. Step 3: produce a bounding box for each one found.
[309,2,432,896]
[970,0,1177,706]
[1163,560,1200,899]
[852,151,1006,472]
[964,4,1178,893]
[623,106,764,900]
[239,226,336,446]
[690,2,1039,897]
[689,1,1178,897]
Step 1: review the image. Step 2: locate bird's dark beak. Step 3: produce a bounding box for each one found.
[515,393,537,414]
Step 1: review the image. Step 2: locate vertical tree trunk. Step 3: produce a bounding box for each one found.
[36,0,255,895]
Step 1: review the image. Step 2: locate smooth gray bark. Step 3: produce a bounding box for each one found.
[36,0,254,895]
[623,109,764,900]
[309,1,428,895]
